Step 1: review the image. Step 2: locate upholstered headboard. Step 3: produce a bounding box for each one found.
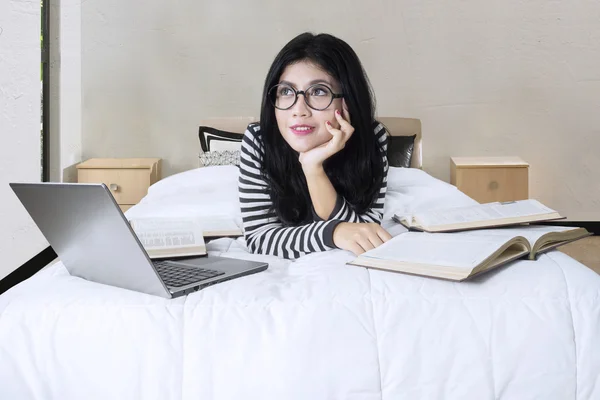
[198,116,422,168]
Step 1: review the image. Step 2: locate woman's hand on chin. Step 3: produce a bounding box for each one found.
[298,109,354,173]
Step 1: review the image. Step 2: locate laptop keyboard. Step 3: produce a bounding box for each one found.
[153,261,225,287]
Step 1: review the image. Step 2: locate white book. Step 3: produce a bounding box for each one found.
[394,199,564,233]
[129,216,242,259]
[348,225,591,281]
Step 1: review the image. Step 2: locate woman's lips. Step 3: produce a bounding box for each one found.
[290,125,315,135]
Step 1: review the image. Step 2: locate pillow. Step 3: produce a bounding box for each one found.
[128,165,243,224]
[198,150,241,167]
[198,126,243,166]
[198,126,243,152]
[386,134,416,168]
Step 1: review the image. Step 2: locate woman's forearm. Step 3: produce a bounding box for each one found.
[303,165,338,220]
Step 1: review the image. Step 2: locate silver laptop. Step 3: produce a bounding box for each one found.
[9,182,268,298]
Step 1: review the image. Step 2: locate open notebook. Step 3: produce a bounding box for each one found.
[394,199,564,233]
[129,216,242,259]
[348,225,591,281]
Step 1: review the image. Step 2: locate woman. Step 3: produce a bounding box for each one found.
[239,32,392,259]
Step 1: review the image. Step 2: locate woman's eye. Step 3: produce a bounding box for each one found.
[279,87,294,96]
[309,87,328,96]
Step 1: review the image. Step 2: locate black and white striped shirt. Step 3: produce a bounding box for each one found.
[238,122,389,259]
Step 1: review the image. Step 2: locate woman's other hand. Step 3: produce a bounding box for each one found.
[332,222,392,255]
[298,108,354,172]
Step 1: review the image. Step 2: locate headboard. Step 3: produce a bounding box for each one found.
[198,116,422,168]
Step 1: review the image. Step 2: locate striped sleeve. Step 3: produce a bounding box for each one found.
[238,124,342,260]
[312,122,389,224]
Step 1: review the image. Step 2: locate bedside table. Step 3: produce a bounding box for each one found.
[76,158,162,212]
[450,156,529,203]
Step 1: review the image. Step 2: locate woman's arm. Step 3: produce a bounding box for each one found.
[238,125,344,259]
[298,110,355,220]
[311,122,389,224]
[303,166,338,220]
[322,124,392,254]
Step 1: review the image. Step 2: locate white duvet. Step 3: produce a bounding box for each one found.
[1,166,599,400]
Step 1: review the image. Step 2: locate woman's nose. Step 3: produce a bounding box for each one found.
[291,94,311,117]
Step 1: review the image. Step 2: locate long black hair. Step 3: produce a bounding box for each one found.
[258,32,385,226]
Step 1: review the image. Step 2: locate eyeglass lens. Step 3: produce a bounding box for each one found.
[270,84,334,110]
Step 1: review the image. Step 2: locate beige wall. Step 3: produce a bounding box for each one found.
[0,1,48,279]
[82,0,600,221]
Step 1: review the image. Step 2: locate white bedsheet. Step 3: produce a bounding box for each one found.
[1,166,599,400]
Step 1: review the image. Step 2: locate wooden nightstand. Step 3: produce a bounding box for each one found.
[76,158,162,212]
[450,156,529,203]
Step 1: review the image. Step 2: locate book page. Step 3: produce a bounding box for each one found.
[412,200,557,228]
[459,225,576,248]
[132,218,205,250]
[197,216,241,235]
[360,232,514,269]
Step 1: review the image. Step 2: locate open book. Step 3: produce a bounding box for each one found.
[130,217,207,259]
[129,216,242,259]
[347,225,591,281]
[394,199,564,233]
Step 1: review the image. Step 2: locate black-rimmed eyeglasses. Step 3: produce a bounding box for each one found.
[268,83,344,111]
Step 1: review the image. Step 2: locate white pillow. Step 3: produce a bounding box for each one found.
[125,166,242,223]
[386,167,455,191]
[383,167,477,220]
[145,165,240,197]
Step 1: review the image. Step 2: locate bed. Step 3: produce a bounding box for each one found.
[1,118,599,400]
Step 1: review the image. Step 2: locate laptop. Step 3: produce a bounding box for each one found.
[9,182,268,298]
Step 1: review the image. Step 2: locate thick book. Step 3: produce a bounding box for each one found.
[129,216,242,259]
[347,225,592,281]
[394,199,564,233]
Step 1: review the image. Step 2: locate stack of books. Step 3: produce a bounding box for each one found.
[348,199,592,281]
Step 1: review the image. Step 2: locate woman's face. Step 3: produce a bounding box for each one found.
[273,60,344,154]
